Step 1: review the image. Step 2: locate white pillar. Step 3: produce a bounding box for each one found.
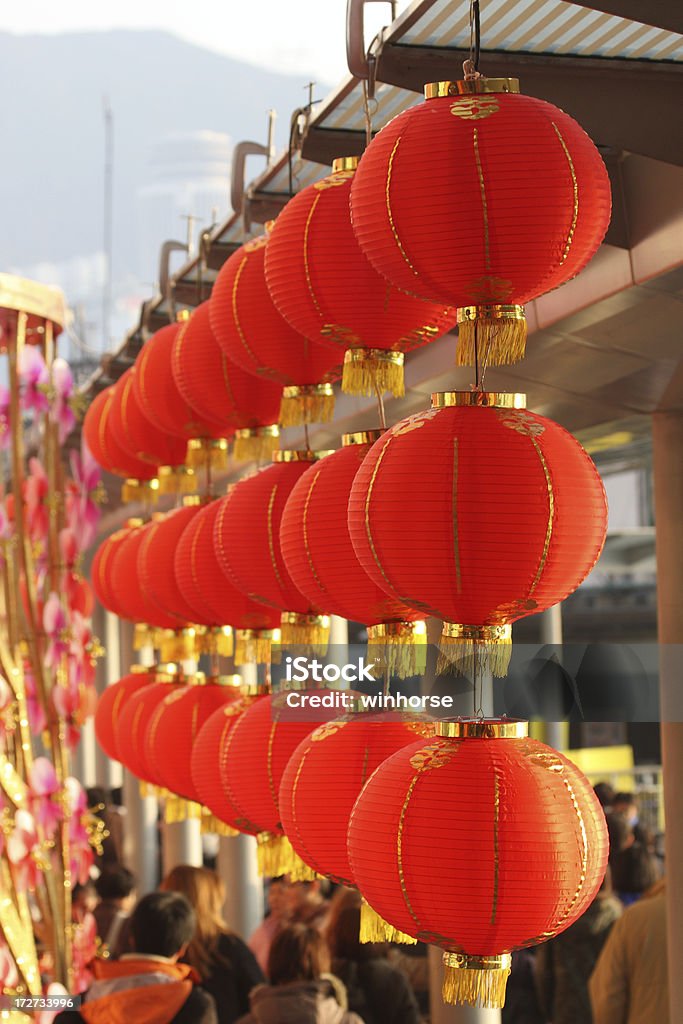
[161,819,203,876]
[538,605,567,750]
[73,717,97,788]
[217,834,264,940]
[652,410,683,1024]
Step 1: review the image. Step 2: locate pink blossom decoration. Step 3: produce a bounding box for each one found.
[51,358,76,443]
[65,441,101,553]
[18,346,49,414]
[6,808,41,889]
[43,592,69,669]
[28,757,62,839]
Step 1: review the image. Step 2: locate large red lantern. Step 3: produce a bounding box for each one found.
[280,431,425,677]
[190,693,268,833]
[265,157,456,397]
[108,368,188,472]
[350,79,611,365]
[83,388,158,501]
[145,676,242,818]
[108,519,180,630]
[209,235,341,427]
[94,667,155,762]
[171,301,281,462]
[348,719,608,1009]
[115,668,185,788]
[214,452,333,650]
[91,527,133,618]
[175,500,280,664]
[137,503,207,631]
[348,393,607,675]
[279,711,433,893]
[221,689,353,876]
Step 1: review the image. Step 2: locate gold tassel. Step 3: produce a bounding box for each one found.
[366,621,427,680]
[198,626,234,658]
[200,808,239,836]
[442,953,511,1009]
[280,613,330,655]
[234,628,280,666]
[342,348,405,398]
[121,478,159,504]
[359,899,417,945]
[437,623,512,678]
[159,628,198,663]
[279,385,335,427]
[186,438,229,472]
[157,464,196,495]
[164,795,202,823]
[134,623,154,651]
[256,832,318,880]
[456,305,526,366]
[139,782,166,799]
[234,426,280,463]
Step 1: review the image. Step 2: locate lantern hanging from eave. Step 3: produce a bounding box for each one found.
[348,393,608,676]
[349,78,611,366]
[279,710,434,943]
[265,156,456,398]
[171,301,281,463]
[108,368,193,496]
[214,451,333,651]
[94,666,155,762]
[280,431,426,678]
[174,500,281,664]
[221,689,353,877]
[348,718,609,1009]
[209,235,341,427]
[83,387,159,503]
[115,668,186,790]
[191,692,269,834]
[145,674,243,823]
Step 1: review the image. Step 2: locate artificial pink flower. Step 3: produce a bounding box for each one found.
[59,527,78,570]
[0,941,19,989]
[43,592,69,669]
[51,358,76,442]
[65,778,94,886]
[24,663,47,736]
[28,757,62,839]
[65,441,101,553]
[0,386,10,450]
[24,457,49,548]
[18,346,49,414]
[6,808,41,889]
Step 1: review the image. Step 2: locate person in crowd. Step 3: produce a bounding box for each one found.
[93,864,136,959]
[610,842,660,907]
[503,950,545,1024]
[589,885,668,1024]
[534,868,622,1024]
[325,889,420,1024]
[55,891,217,1023]
[611,792,638,827]
[248,877,291,975]
[593,782,616,811]
[287,879,331,930]
[160,865,263,1024]
[237,923,364,1024]
[605,812,634,863]
[87,786,125,866]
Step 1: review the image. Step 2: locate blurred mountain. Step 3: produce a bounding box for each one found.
[0,30,322,277]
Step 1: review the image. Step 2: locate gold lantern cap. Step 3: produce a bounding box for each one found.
[425,79,520,99]
[431,392,526,409]
[436,717,528,739]
[272,450,334,463]
[342,429,386,447]
[332,156,359,172]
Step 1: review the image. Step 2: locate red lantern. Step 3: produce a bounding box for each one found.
[348,719,608,1009]
[145,677,242,811]
[171,301,281,462]
[108,519,180,632]
[91,525,138,618]
[214,452,333,650]
[279,712,433,890]
[221,689,352,876]
[108,368,188,471]
[94,667,155,761]
[115,669,185,787]
[265,157,456,397]
[209,235,341,427]
[175,500,280,664]
[65,572,95,618]
[348,393,607,675]
[137,504,206,626]
[280,431,425,677]
[350,79,611,365]
[191,694,268,833]
[83,388,158,499]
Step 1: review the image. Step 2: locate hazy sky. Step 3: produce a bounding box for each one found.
[0,0,409,85]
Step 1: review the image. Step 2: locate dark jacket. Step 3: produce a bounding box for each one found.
[54,956,217,1024]
[535,895,622,1024]
[194,932,264,1024]
[333,958,419,1024]
[236,977,364,1024]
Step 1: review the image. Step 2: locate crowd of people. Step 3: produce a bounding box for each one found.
[58,783,667,1024]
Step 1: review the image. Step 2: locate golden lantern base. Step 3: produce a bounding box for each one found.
[164,795,202,824]
[234,425,280,463]
[159,628,199,663]
[342,348,405,398]
[256,831,318,881]
[157,464,196,495]
[186,438,230,472]
[456,305,527,366]
[280,384,335,427]
[367,621,427,679]
[197,626,234,659]
[234,628,280,666]
[280,612,330,655]
[359,899,417,945]
[442,952,512,1009]
[438,623,512,678]
[200,808,239,836]
[121,478,159,504]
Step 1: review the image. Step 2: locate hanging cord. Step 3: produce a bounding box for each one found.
[303,421,311,452]
[463,0,482,80]
[288,83,319,196]
[374,380,387,430]
[473,652,484,718]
